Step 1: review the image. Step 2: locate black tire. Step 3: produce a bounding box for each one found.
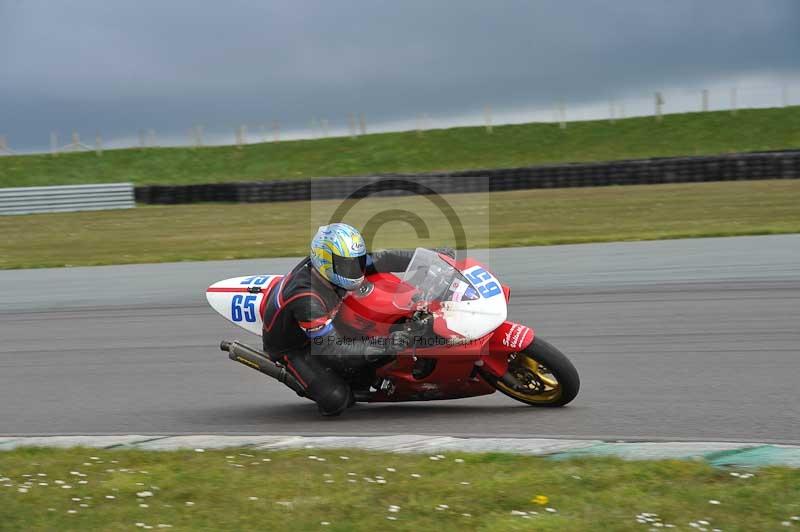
[483,336,580,407]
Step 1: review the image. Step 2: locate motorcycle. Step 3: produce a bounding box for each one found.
[206,248,579,409]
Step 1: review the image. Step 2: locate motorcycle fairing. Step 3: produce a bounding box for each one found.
[432,263,507,340]
[372,340,497,401]
[206,275,282,335]
[369,321,534,402]
[480,321,536,377]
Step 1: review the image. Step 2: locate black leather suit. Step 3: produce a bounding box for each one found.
[261,250,414,415]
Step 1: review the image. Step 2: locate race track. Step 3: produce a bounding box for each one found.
[1,235,799,443]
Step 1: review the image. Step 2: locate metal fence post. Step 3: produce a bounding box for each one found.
[62,132,90,152]
[193,125,204,147]
[655,92,664,122]
[0,135,14,155]
[348,114,357,139]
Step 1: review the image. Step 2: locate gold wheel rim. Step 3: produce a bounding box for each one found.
[495,352,562,403]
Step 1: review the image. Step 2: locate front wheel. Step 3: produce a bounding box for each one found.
[483,337,580,407]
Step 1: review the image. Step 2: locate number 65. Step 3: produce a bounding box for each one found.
[231,294,258,322]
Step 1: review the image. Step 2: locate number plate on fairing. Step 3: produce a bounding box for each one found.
[205,275,282,336]
[439,265,507,340]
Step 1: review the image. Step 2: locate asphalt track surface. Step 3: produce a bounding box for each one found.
[1,235,798,443]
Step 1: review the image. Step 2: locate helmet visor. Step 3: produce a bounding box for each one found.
[332,254,367,281]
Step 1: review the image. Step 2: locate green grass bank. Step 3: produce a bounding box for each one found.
[1,107,799,188]
[1,447,798,531]
[1,180,798,269]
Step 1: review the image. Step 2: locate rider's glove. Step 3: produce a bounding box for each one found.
[384,330,414,356]
[364,331,412,363]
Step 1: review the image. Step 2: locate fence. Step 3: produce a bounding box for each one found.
[0,183,135,215]
[133,150,800,205]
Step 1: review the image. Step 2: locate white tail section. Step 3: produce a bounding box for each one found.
[206,274,283,336]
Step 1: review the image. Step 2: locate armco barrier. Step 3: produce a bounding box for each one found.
[134,150,800,204]
[0,183,136,215]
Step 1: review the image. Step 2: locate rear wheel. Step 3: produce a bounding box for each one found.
[483,337,579,407]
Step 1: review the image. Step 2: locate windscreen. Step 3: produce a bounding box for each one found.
[393,248,479,309]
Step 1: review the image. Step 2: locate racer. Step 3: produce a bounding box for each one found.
[262,222,436,416]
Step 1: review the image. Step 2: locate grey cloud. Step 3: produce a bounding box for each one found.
[1,0,799,152]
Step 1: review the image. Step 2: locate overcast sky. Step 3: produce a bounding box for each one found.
[1,0,799,152]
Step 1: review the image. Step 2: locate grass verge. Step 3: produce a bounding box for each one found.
[1,447,799,531]
[2,180,799,270]
[1,107,799,187]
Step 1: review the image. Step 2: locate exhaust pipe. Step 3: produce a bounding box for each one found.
[220,340,305,396]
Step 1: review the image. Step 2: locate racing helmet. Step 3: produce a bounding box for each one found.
[310,223,367,290]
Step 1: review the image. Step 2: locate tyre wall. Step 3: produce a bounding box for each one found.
[134,149,800,204]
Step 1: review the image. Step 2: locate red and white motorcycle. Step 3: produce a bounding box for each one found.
[207,248,579,408]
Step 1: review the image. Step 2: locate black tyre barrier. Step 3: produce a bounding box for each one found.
[134,149,800,205]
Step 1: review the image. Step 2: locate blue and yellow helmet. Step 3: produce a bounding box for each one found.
[310,223,367,290]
